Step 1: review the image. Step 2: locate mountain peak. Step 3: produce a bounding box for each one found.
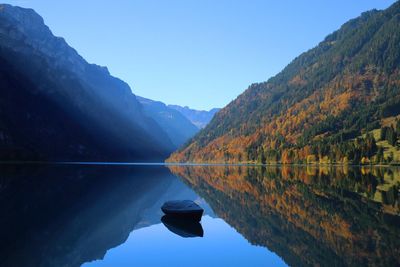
[168,1,400,164]
[0,4,174,161]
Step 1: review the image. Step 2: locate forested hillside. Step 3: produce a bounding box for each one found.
[169,1,400,165]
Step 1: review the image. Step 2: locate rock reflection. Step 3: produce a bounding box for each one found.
[169,165,400,267]
[161,215,204,238]
[0,164,198,267]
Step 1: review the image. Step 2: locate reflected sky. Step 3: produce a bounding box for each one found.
[0,164,399,267]
[83,216,287,267]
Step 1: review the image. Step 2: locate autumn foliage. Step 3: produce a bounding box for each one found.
[169,165,400,266]
[168,2,400,164]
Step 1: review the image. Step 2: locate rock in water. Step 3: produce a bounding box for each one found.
[161,200,204,222]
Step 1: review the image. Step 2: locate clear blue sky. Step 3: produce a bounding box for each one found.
[3,0,397,110]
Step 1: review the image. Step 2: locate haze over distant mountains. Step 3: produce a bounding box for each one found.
[0,4,220,161]
[136,96,199,147]
[5,0,399,165]
[0,4,177,161]
[169,1,400,164]
[168,105,220,129]
[137,96,221,147]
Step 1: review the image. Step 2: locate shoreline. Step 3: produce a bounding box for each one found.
[0,160,399,168]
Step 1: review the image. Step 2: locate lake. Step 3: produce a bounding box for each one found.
[0,163,399,267]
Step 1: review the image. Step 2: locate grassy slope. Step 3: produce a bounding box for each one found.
[363,115,400,162]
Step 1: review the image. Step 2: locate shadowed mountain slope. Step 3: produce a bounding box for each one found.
[0,4,174,162]
[137,96,199,147]
[168,105,220,129]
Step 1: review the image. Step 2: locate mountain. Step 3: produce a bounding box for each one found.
[169,165,400,267]
[136,96,199,147]
[0,4,174,162]
[168,105,220,129]
[169,2,400,164]
[0,164,207,267]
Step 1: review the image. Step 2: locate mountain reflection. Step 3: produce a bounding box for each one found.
[0,164,200,267]
[168,165,400,267]
[1,164,399,267]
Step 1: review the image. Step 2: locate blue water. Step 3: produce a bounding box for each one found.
[1,163,398,267]
[83,216,286,267]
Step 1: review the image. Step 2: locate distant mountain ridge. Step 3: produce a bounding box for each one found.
[169,1,400,164]
[136,96,199,147]
[0,4,174,161]
[168,105,220,129]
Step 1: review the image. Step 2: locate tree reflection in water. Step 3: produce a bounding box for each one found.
[169,165,400,267]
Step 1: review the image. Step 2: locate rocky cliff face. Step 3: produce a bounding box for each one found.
[0,4,174,161]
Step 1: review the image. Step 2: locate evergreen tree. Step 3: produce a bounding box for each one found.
[376,146,384,163]
[380,127,388,141]
[365,133,377,157]
[258,148,266,164]
[387,126,397,146]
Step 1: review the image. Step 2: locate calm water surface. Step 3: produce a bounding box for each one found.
[0,164,399,267]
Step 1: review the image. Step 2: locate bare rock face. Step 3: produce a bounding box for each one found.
[0,4,174,161]
[0,5,81,69]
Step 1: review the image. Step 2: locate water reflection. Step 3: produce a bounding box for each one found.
[0,164,205,267]
[161,215,204,238]
[84,216,287,267]
[168,165,400,267]
[1,164,399,267]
